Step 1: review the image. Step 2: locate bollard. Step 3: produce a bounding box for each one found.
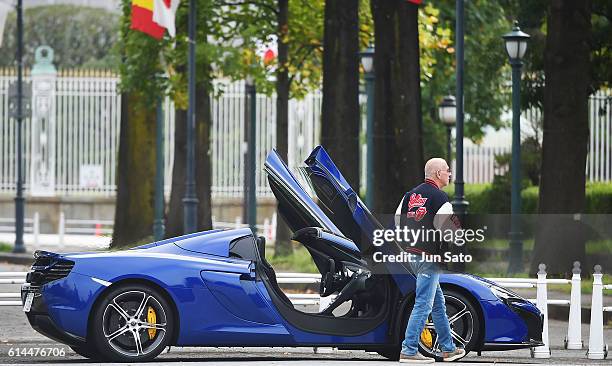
[58,212,65,248]
[565,261,583,349]
[532,263,550,358]
[587,265,607,359]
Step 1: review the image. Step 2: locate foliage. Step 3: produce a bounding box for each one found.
[444,182,612,214]
[418,0,512,161]
[494,136,542,186]
[0,242,12,252]
[499,0,612,108]
[207,0,325,99]
[0,5,119,69]
[266,245,317,273]
[116,0,167,104]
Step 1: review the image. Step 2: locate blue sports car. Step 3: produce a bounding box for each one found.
[21,146,543,362]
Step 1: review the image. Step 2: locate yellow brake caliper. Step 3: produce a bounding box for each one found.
[420,328,433,348]
[147,306,157,339]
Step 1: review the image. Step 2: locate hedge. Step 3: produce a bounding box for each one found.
[443,182,612,214]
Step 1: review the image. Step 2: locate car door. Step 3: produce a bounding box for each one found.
[300,146,415,294]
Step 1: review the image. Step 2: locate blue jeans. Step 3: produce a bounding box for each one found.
[401,258,456,356]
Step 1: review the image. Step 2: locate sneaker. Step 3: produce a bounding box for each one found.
[399,352,435,363]
[439,348,466,362]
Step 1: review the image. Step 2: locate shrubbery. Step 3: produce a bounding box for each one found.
[444,182,612,214]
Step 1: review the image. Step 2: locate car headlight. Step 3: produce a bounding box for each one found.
[490,285,523,302]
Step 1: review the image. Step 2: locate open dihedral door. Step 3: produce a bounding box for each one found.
[263,150,388,335]
[300,146,416,295]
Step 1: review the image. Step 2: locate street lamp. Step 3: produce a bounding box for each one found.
[438,95,456,163]
[503,21,530,274]
[451,0,468,272]
[13,0,25,253]
[359,44,375,209]
[244,75,257,233]
[183,0,199,234]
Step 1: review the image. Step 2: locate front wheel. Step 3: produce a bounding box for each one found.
[418,290,480,358]
[377,290,480,360]
[90,284,175,362]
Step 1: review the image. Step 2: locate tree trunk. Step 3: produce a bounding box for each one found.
[370,0,424,214]
[530,0,591,275]
[274,0,293,256]
[111,93,156,248]
[166,82,213,238]
[321,0,360,191]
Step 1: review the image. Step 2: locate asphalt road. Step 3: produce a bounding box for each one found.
[1,262,610,365]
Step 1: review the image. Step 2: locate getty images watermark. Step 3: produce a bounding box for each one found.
[370,226,487,264]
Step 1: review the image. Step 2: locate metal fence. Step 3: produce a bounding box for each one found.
[0,70,610,199]
[208,80,321,198]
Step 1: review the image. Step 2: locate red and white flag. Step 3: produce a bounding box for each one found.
[153,0,180,38]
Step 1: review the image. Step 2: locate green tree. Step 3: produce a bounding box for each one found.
[111,1,166,248]
[321,0,360,191]
[370,0,424,213]
[0,5,119,69]
[531,0,592,275]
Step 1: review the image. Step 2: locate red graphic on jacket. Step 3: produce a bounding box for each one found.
[407,193,428,221]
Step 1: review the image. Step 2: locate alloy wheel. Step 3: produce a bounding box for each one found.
[101,290,168,357]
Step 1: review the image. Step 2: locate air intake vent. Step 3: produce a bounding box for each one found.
[27,253,75,285]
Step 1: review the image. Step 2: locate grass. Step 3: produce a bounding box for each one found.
[266,246,317,273]
[0,242,12,252]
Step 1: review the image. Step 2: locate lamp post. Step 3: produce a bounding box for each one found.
[503,21,530,274]
[438,96,456,164]
[244,75,257,232]
[183,0,199,234]
[359,44,375,209]
[452,0,468,224]
[13,0,25,253]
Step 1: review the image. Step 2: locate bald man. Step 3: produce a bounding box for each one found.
[395,158,465,363]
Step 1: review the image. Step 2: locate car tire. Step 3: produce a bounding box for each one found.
[90,283,174,362]
[418,289,480,359]
[377,289,480,361]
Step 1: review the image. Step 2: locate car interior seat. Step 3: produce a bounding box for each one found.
[255,236,294,307]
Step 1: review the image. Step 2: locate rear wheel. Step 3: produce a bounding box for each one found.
[90,284,174,362]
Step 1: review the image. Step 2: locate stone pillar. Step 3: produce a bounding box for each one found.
[29,46,57,196]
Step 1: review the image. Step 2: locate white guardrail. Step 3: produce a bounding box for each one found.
[1,263,609,359]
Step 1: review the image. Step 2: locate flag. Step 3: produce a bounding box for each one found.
[0,2,11,48]
[131,0,165,40]
[263,49,276,65]
[153,0,180,38]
